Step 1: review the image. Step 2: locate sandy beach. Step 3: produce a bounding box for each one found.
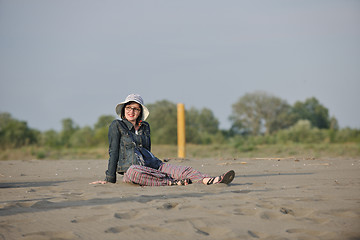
[1,157,359,240]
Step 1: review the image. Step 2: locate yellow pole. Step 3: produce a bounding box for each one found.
[177,103,186,158]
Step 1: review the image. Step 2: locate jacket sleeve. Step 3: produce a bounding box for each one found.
[141,121,151,152]
[104,120,121,183]
[148,123,151,152]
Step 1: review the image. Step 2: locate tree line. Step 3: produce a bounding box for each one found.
[1,91,359,149]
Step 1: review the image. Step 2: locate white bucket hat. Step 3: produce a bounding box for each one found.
[115,94,150,121]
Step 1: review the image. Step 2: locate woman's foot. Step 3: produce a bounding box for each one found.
[169,179,192,186]
[89,180,108,184]
[203,170,235,185]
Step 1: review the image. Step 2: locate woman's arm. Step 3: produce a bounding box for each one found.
[148,123,151,151]
[104,120,121,183]
[141,121,151,151]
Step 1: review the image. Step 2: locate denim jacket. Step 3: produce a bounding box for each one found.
[104,119,151,183]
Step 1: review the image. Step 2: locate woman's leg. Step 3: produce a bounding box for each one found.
[123,165,171,186]
[202,170,235,185]
[158,163,210,183]
[123,164,233,186]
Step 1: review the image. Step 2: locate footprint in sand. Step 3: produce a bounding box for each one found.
[302,216,329,224]
[192,225,237,238]
[326,209,360,218]
[22,231,80,240]
[157,202,179,210]
[2,201,34,209]
[259,207,297,220]
[258,207,330,225]
[71,214,107,223]
[61,192,84,200]
[286,228,323,236]
[247,230,268,239]
[31,200,55,209]
[280,207,294,215]
[255,202,276,210]
[105,226,130,233]
[114,210,140,220]
[105,225,169,235]
[233,208,257,216]
[260,211,283,220]
[292,209,330,224]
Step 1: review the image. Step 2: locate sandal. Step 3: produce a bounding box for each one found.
[206,170,235,185]
[170,179,192,186]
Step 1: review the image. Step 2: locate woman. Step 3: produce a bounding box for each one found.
[90,94,235,186]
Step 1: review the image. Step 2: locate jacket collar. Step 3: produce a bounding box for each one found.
[122,119,134,130]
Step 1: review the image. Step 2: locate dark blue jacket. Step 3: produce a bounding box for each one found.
[104,119,151,183]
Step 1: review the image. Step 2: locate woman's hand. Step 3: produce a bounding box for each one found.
[89,180,108,184]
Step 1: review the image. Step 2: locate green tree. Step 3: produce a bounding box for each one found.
[41,130,61,148]
[93,115,115,146]
[186,107,220,144]
[60,118,79,147]
[230,91,293,135]
[70,126,95,147]
[329,116,339,130]
[0,112,12,129]
[94,115,115,130]
[292,97,331,129]
[147,100,221,144]
[147,100,177,144]
[0,112,39,148]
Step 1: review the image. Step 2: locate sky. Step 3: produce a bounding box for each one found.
[1,0,359,131]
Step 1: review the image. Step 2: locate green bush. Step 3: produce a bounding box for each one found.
[276,120,326,143]
[333,128,360,143]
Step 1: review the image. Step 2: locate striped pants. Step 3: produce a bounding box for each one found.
[123,163,210,186]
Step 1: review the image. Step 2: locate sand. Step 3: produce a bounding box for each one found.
[0,157,359,240]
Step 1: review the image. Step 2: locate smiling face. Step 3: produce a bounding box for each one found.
[123,102,142,124]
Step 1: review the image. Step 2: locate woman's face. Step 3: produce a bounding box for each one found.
[124,102,141,123]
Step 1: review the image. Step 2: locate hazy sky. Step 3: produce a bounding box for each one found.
[1,0,359,131]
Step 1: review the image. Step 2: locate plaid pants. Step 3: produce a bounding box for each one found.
[123,163,210,186]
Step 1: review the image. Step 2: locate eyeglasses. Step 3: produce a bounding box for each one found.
[125,106,141,113]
